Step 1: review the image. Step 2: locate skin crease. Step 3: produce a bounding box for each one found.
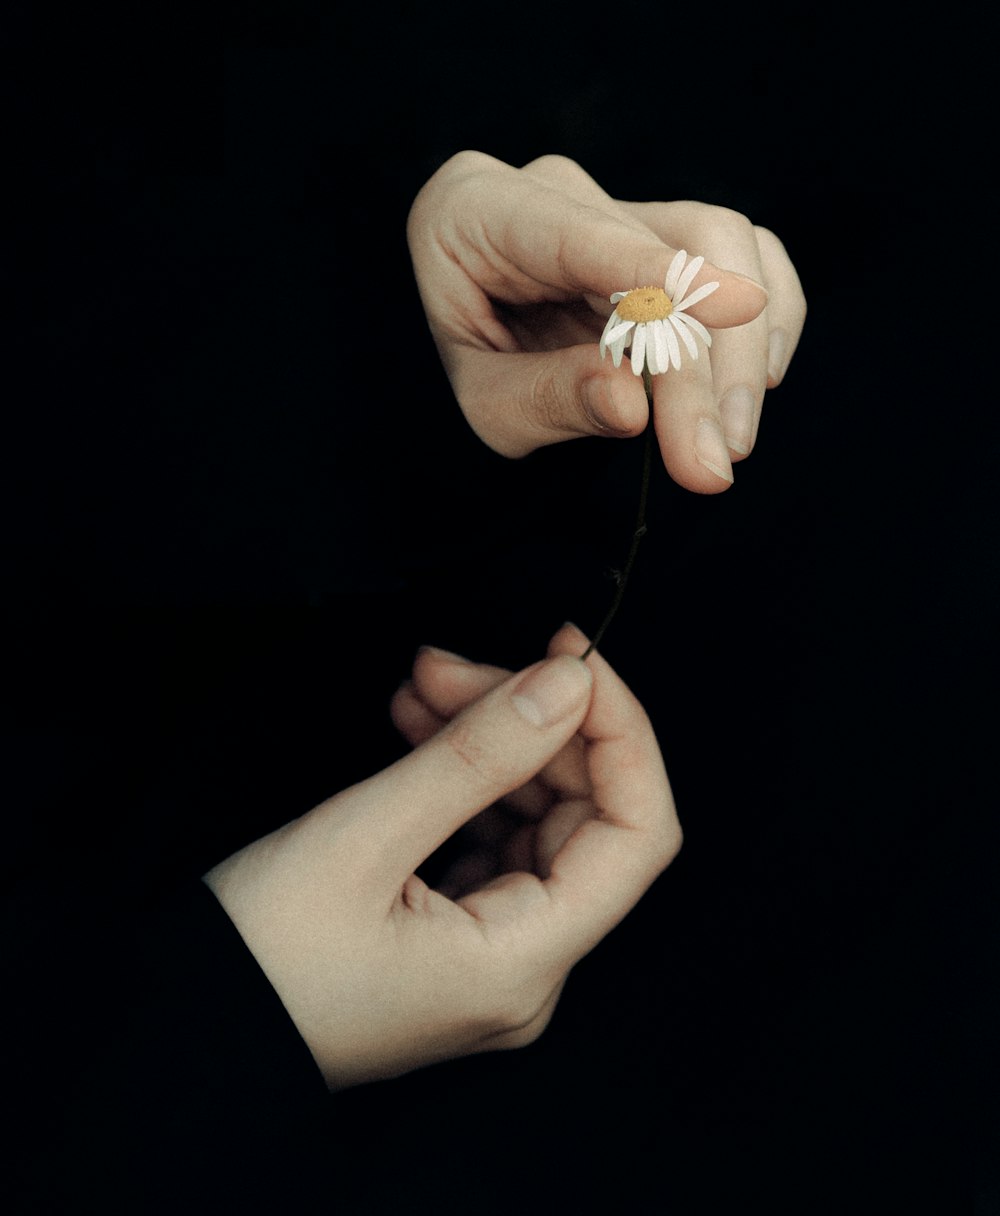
[203,156,805,1091]
[407,151,806,492]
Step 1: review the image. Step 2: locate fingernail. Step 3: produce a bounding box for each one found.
[581,378,609,430]
[582,378,633,435]
[767,329,789,383]
[417,645,472,665]
[718,386,755,456]
[511,655,592,727]
[729,271,769,302]
[694,418,734,483]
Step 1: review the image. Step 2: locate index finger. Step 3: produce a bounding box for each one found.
[518,154,769,330]
[408,151,767,341]
[541,624,682,961]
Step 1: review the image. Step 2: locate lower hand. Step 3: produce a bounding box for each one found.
[203,624,681,1089]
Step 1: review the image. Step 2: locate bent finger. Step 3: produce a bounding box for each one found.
[707,316,770,459]
[541,624,682,960]
[390,656,549,817]
[413,153,767,327]
[651,335,736,493]
[631,200,770,461]
[755,225,807,386]
[402,646,590,812]
[337,653,595,884]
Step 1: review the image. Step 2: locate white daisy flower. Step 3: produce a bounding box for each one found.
[598,250,720,377]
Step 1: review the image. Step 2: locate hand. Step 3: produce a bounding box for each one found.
[407,151,806,493]
[203,624,681,1089]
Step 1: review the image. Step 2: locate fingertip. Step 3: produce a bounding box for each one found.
[415,644,474,668]
[718,385,758,460]
[389,679,414,721]
[548,624,655,741]
[412,644,479,695]
[666,463,736,495]
[692,269,768,329]
[548,621,593,658]
[509,654,593,729]
[654,404,736,496]
[766,328,790,385]
[693,418,736,488]
[729,269,769,306]
[548,624,617,684]
[580,372,648,437]
[389,680,440,745]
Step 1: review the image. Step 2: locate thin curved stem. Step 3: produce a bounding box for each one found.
[582,380,654,659]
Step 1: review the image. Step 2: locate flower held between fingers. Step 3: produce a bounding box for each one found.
[598,250,720,376]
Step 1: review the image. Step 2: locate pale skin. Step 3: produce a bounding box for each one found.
[407,150,807,490]
[205,624,682,1089]
[205,156,806,1087]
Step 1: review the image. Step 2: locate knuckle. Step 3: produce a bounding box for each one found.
[752,222,779,245]
[525,361,573,433]
[445,148,496,175]
[666,358,710,390]
[522,152,586,182]
[406,150,502,240]
[481,985,551,1041]
[405,190,431,247]
[434,149,505,189]
[754,225,808,312]
[499,1018,549,1050]
[493,995,538,1036]
[691,202,756,243]
[441,151,511,204]
[656,819,684,869]
[442,718,498,784]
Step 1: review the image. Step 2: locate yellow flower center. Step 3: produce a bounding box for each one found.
[615,286,672,323]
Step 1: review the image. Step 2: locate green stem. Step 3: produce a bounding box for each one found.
[582,376,654,659]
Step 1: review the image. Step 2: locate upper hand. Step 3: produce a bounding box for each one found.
[203,624,681,1089]
[407,151,806,493]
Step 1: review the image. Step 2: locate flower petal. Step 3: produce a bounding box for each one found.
[610,332,630,368]
[642,323,658,375]
[673,254,705,305]
[663,316,682,369]
[603,320,635,347]
[610,291,630,304]
[664,249,687,298]
[675,311,712,347]
[630,323,647,376]
[674,280,720,313]
[651,318,669,375]
[670,312,699,360]
[599,310,622,358]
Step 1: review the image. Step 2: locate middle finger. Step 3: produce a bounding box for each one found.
[627,199,770,462]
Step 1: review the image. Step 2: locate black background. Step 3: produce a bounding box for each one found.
[4,6,996,1213]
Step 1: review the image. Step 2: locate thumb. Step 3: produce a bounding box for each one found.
[450,343,652,457]
[337,655,594,883]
